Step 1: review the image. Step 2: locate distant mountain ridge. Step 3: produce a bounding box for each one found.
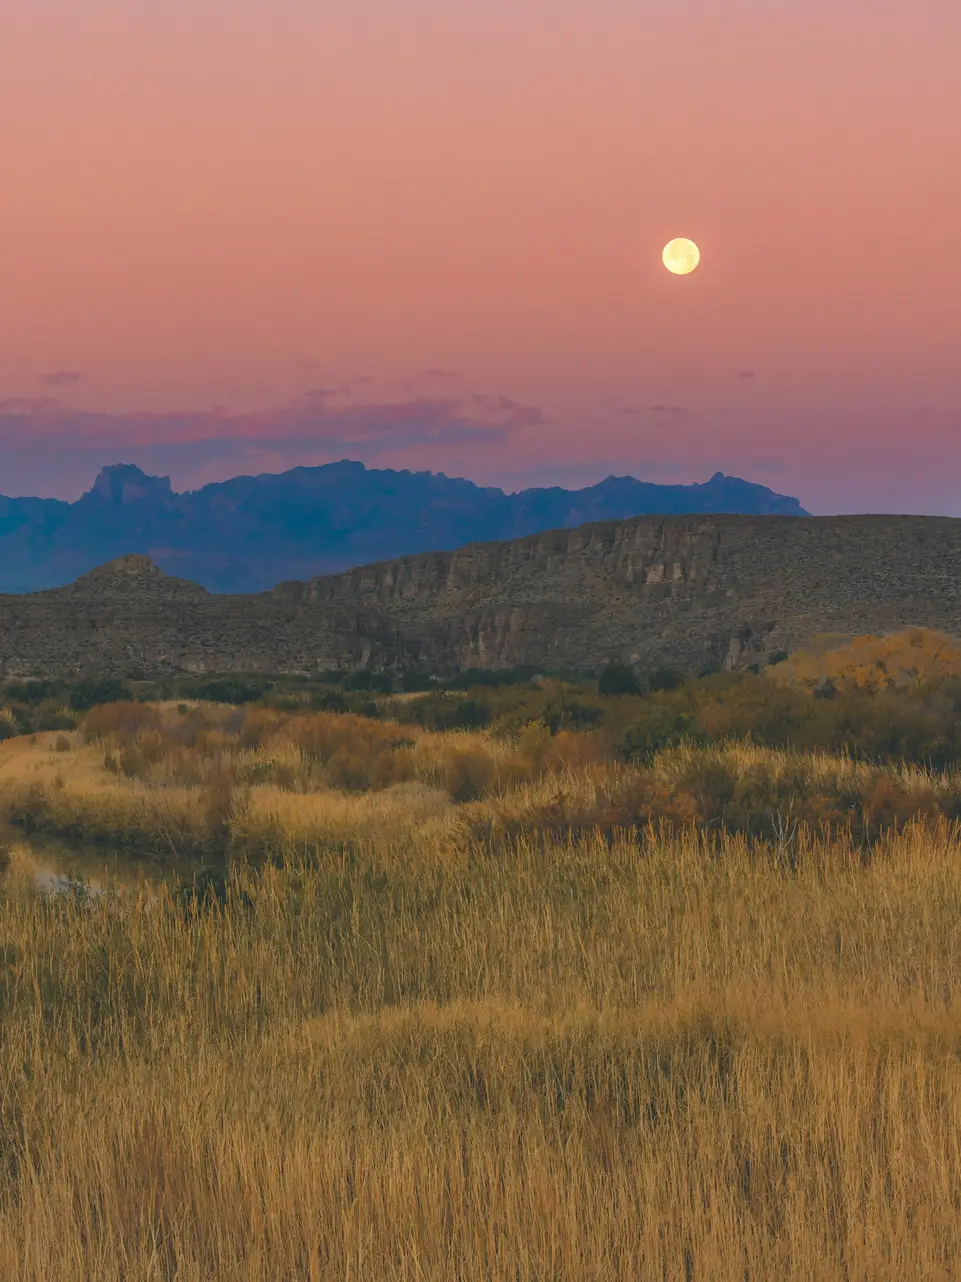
[0,460,808,593]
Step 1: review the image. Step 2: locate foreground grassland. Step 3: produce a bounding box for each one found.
[2,707,961,1277]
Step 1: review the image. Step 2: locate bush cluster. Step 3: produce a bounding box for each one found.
[12,648,961,775]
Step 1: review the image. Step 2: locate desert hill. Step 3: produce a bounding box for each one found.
[2,512,961,679]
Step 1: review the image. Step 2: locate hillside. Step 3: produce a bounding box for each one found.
[3,513,961,678]
[0,461,807,593]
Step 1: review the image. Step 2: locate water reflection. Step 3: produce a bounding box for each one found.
[25,837,189,897]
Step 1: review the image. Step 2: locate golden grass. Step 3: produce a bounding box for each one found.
[1,711,957,863]
[3,714,961,1274]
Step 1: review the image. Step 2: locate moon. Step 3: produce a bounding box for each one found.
[662,237,700,276]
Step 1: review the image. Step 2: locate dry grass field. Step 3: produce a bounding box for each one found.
[1,705,961,1277]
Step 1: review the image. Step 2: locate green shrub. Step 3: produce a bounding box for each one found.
[196,677,268,705]
[399,668,434,692]
[403,695,491,732]
[541,696,603,735]
[6,679,65,705]
[647,666,682,693]
[310,688,350,713]
[35,712,78,732]
[342,670,393,694]
[597,664,642,696]
[69,678,133,711]
[445,666,538,691]
[620,708,701,763]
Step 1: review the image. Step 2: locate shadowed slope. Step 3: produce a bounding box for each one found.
[2,513,961,676]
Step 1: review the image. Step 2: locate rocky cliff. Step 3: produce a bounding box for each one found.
[3,514,961,678]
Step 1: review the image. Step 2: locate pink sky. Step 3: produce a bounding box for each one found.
[2,1,960,512]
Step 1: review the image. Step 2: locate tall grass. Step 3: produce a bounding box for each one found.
[2,709,961,1274]
[2,819,961,1276]
[0,703,956,859]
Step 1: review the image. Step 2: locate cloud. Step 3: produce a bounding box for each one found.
[0,397,63,415]
[41,370,83,388]
[0,386,546,497]
[467,394,544,428]
[738,369,757,379]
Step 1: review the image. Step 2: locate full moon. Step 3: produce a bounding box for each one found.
[662,237,700,275]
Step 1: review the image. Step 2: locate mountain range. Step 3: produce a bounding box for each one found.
[0,462,807,594]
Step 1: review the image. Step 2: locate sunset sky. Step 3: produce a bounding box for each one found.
[3,1,960,513]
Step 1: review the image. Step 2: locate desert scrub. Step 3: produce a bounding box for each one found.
[5,712,961,860]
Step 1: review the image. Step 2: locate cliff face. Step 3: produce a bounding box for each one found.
[277,514,961,672]
[0,555,419,678]
[3,515,961,678]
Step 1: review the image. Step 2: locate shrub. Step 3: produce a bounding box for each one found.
[621,708,700,763]
[196,677,268,705]
[541,696,603,735]
[35,711,77,732]
[403,695,491,732]
[324,746,404,792]
[543,729,613,771]
[675,759,738,827]
[598,664,642,696]
[399,668,434,692]
[647,666,682,693]
[82,702,162,745]
[515,721,552,770]
[0,709,21,742]
[342,670,394,694]
[310,688,350,713]
[6,679,64,705]
[440,745,496,802]
[290,711,412,765]
[69,678,132,711]
[445,666,538,691]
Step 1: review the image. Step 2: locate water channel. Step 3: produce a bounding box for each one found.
[22,836,194,898]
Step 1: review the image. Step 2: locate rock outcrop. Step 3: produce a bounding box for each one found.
[3,515,961,677]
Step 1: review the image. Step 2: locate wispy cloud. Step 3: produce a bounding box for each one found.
[0,386,546,497]
[41,370,83,388]
[0,397,63,415]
